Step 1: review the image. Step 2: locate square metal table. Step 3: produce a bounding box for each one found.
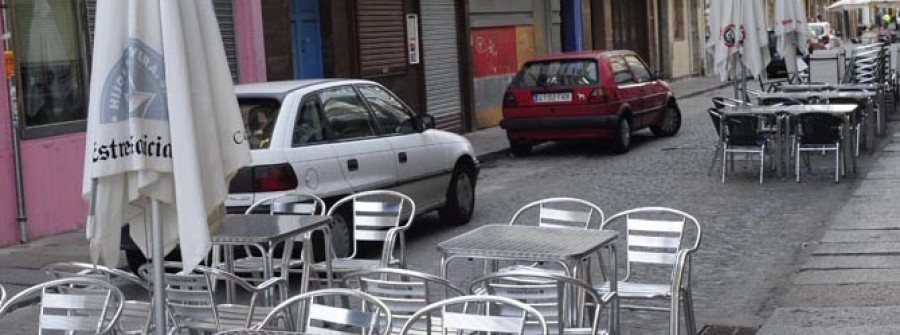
[211,214,333,303]
[437,224,619,333]
[758,91,877,152]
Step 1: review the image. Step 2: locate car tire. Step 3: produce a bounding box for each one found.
[651,103,682,137]
[610,117,631,154]
[510,140,533,157]
[439,162,476,226]
[329,207,353,258]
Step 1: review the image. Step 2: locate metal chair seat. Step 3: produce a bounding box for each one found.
[231,257,305,271]
[310,258,386,273]
[595,281,671,300]
[178,305,274,331]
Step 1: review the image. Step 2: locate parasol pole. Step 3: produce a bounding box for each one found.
[151,199,166,335]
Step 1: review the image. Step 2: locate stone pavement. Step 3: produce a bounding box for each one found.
[757,123,900,334]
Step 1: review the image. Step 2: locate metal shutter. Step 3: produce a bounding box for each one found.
[356,0,408,77]
[420,0,464,131]
[87,0,239,83]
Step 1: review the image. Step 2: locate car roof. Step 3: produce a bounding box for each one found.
[526,50,637,62]
[235,79,344,101]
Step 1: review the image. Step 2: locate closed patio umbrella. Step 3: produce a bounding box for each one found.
[707,0,769,97]
[81,1,251,334]
[775,0,810,78]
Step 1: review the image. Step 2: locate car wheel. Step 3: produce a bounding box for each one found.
[610,117,631,154]
[439,162,476,226]
[651,103,682,137]
[329,207,352,258]
[510,140,533,157]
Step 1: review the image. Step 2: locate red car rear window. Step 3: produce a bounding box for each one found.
[511,59,600,88]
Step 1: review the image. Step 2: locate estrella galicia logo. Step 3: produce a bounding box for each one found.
[721,24,746,48]
[100,39,168,124]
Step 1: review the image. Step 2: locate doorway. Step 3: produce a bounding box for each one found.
[290,0,323,79]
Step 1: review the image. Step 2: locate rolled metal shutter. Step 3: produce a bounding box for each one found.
[356,0,408,78]
[420,0,464,132]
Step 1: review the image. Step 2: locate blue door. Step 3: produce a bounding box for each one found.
[291,0,323,79]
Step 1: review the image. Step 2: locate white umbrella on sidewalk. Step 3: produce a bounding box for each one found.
[707,0,769,97]
[775,0,810,79]
[81,1,251,333]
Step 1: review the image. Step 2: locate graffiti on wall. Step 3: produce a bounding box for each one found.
[471,27,518,78]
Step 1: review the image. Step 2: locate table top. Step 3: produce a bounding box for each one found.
[438,224,618,260]
[779,83,881,91]
[760,91,876,100]
[210,214,331,244]
[721,104,858,116]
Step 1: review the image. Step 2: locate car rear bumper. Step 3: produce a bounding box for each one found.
[499,115,618,131]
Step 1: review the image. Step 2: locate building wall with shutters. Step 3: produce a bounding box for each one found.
[420,0,466,132]
[467,0,560,129]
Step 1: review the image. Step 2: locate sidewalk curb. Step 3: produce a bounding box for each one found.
[675,81,733,100]
[477,149,509,164]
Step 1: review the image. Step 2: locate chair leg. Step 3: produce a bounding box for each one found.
[796,146,801,183]
[682,288,698,335]
[707,146,720,177]
[835,144,841,183]
[759,146,765,184]
[721,146,727,183]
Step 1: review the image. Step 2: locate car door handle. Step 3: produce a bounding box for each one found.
[398,152,408,164]
[347,159,359,171]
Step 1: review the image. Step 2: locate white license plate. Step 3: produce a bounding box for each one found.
[533,92,572,103]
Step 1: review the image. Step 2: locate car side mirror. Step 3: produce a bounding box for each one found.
[416,114,435,131]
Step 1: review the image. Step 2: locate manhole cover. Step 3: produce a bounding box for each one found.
[699,325,757,335]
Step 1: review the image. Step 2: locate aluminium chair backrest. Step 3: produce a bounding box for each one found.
[257,288,392,335]
[245,191,327,216]
[507,197,605,229]
[0,284,5,309]
[797,112,844,145]
[722,114,765,147]
[139,263,220,332]
[601,207,702,284]
[43,262,152,334]
[343,268,465,333]
[711,97,745,109]
[760,97,806,106]
[327,190,416,258]
[470,271,609,335]
[398,295,547,335]
[0,277,124,335]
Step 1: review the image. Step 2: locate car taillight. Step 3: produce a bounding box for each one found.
[821,36,830,44]
[503,91,518,108]
[252,163,298,192]
[589,88,611,103]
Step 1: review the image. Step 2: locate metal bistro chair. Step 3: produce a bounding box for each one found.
[227,192,328,280]
[139,262,287,334]
[720,113,767,184]
[826,96,867,157]
[496,198,605,277]
[343,268,466,334]
[309,190,416,287]
[0,277,125,335]
[707,108,723,177]
[399,295,547,335]
[0,283,6,309]
[43,261,154,334]
[471,271,616,335]
[597,207,702,335]
[795,112,844,183]
[254,288,392,335]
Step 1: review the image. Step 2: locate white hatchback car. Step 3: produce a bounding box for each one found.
[225,79,479,256]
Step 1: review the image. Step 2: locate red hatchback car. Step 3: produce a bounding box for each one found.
[499,50,681,155]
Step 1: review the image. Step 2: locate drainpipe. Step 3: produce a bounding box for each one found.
[1,1,26,244]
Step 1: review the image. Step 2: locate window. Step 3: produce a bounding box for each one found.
[318,86,376,141]
[292,98,327,147]
[357,85,417,135]
[610,57,635,85]
[625,55,653,83]
[674,0,685,41]
[512,60,600,88]
[11,0,90,137]
[238,98,281,149]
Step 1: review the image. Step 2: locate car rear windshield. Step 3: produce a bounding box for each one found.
[511,59,600,88]
[238,98,281,149]
[810,25,825,37]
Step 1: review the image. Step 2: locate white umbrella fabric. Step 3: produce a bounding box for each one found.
[828,0,900,10]
[775,0,810,77]
[82,0,250,333]
[706,0,770,82]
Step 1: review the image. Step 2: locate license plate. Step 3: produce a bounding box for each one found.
[533,92,572,103]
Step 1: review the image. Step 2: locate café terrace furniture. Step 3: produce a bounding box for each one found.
[471,271,616,335]
[254,288,392,335]
[230,192,328,280]
[597,207,702,335]
[398,295,548,335]
[309,190,416,287]
[0,277,124,335]
[719,113,768,184]
[795,112,845,183]
[43,261,154,334]
[0,283,5,309]
[707,108,724,177]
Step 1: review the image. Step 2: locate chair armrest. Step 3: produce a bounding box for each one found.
[600,291,617,305]
[254,277,288,293]
[380,227,404,266]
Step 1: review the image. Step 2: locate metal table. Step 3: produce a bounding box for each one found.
[721,104,858,178]
[758,92,877,152]
[776,84,886,136]
[211,214,333,304]
[437,224,619,334]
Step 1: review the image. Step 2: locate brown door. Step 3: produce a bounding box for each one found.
[612,0,650,62]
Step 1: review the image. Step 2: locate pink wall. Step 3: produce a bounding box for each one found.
[235,0,267,83]
[19,133,88,239]
[0,11,20,247]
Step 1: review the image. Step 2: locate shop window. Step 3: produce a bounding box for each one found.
[10,0,89,138]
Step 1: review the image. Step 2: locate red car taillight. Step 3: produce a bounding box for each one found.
[821,35,830,45]
[503,91,518,108]
[589,88,613,103]
[252,163,298,192]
